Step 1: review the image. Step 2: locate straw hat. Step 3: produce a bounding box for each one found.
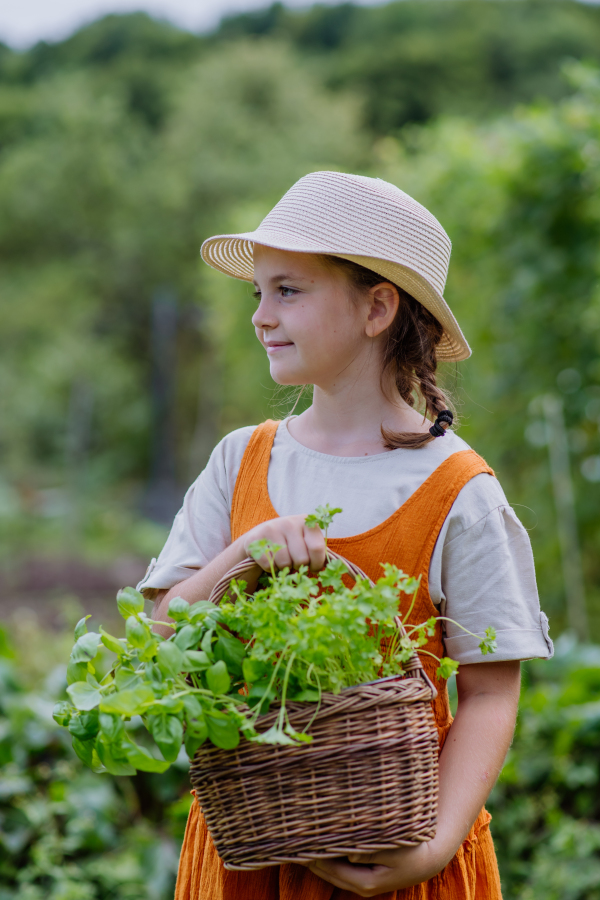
[201,171,470,361]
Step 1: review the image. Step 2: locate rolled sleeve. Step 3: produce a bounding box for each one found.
[439,499,554,665]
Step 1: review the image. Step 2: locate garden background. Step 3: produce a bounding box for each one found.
[2,1,600,896]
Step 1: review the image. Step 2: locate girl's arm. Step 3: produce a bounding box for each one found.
[150,514,326,638]
[306,659,521,897]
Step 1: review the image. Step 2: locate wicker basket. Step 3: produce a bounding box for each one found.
[189,551,439,871]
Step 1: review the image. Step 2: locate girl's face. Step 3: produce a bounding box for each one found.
[252,246,389,388]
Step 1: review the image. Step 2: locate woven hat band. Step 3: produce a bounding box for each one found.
[200,171,471,361]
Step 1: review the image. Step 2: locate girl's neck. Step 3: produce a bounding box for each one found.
[289,381,431,458]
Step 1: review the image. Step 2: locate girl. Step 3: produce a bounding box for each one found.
[140,171,553,899]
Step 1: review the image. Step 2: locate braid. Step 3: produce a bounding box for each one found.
[320,255,455,448]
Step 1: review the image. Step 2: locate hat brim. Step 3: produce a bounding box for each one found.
[201,231,471,362]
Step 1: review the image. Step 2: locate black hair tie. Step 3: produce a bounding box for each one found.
[429,409,453,438]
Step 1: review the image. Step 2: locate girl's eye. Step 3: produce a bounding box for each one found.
[252,290,261,302]
[279,286,297,298]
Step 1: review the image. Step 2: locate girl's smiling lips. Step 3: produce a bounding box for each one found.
[265,341,294,354]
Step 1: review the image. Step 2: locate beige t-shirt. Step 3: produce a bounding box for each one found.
[138,418,554,665]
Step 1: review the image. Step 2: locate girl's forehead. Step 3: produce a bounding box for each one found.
[253,245,328,280]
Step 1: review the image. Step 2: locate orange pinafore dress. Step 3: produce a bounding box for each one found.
[175,421,503,900]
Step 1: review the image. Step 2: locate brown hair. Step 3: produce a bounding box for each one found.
[321,255,454,449]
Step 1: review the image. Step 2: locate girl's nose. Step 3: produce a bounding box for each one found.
[252,296,278,330]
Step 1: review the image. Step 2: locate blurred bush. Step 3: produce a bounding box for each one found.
[488,637,600,899]
[0,620,190,900]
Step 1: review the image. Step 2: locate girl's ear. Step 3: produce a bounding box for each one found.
[365,282,400,338]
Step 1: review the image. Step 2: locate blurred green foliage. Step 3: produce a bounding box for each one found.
[0,620,190,900]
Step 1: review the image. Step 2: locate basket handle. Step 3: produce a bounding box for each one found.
[207,548,435,690]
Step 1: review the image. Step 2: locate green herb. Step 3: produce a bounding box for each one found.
[55,508,495,774]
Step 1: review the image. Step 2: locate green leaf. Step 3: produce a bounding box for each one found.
[70,631,102,664]
[100,626,126,657]
[123,739,171,773]
[174,624,203,651]
[52,701,72,727]
[74,615,91,641]
[436,657,460,680]
[66,660,88,686]
[289,689,321,702]
[479,627,498,656]
[99,712,125,742]
[168,596,190,621]
[184,730,207,758]
[157,640,184,678]
[117,586,145,619]
[188,600,218,622]
[72,736,95,768]
[96,738,136,776]
[126,616,150,649]
[147,714,183,762]
[242,657,270,683]
[68,709,100,740]
[254,724,297,746]
[200,628,215,658]
[206,712,240,749]
[182,650,211,672]
[67,681,102,711]
[115,667,142,691]
[305,504,342,532]
[214,628,246,677]
[206,660,230,695]
[100,685,155,715]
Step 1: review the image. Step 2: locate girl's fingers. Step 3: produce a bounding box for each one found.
[303,521,327,571]
[284,528,312,570]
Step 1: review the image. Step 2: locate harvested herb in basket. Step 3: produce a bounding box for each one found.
[53,507,496,776]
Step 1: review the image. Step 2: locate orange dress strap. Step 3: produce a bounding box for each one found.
[175,421,502,900]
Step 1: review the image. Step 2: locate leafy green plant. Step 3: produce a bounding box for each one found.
[55,508,496,773]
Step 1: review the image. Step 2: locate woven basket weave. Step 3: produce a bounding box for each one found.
[189,551,439,870]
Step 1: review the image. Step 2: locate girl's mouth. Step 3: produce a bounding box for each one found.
[265,342,294,355]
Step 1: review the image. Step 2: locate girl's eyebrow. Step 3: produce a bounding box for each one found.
[252,273,308,287]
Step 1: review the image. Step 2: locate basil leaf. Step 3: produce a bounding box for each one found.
[100,626,126,657]
[115,667,142,691]
[67,681,102,711]
[182,650,210,672]
[72,736,95,768]
[52,701,72,727]
[99,685,155,715]
[174,624,203,651]
[117,587,145,619]
[206,712,240,750]
[126,616,150,649]
[147,714,183,762]
[66,660,88,686]
[74,615,91,641]
[184,730,207,758]
[68,709,100,740]
[123,739,171,773]
[157,640,183,679]
[188,600,217,622]
[214,628,246,677]
[206,660,230,695]
[167,596,190,621]
[99,712,125,742]
[70,631,101,664]
[96,738,136,776]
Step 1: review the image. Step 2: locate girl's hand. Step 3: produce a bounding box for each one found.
[305,840,448,897]
[241,514,327,572]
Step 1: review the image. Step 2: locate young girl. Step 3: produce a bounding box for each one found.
[140,171,553,899]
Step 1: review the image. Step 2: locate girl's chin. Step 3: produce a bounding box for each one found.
[269,365,310,387]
